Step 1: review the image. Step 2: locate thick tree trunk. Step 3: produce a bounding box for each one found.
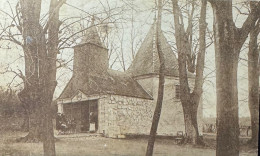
[248,24,259,147]
[183,106,196,143]
[190,102,203,144]
[171,0,207,145]
[211,2,240,156]
[17,88,44,142]
[21,115,29,132]
[20,104,29,132]
[215,50,240,156]
[210,1,260,155]
[17,109,43,142]
[27,107,44,142]
[146,0,165,155]
[216,56,239,156]
[19,0,44,142]
[182,101,203,144]
[18,0,64,155]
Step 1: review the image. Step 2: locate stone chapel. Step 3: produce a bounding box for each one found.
[57,21,203,138]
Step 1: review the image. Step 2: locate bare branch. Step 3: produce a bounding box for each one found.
[43,0,66,34]
[238,1,260,45]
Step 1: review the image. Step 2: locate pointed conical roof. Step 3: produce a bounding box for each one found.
[78,20,106,48]
[127,22,179,77]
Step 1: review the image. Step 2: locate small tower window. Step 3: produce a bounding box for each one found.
[175,84,180,99]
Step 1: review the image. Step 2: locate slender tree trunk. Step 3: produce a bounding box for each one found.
[41,70,57,156]
[146,0,165,155]
[40,0,62,155]
[248,23,259,147]
[42,95,56,156]
[191,0,207,145]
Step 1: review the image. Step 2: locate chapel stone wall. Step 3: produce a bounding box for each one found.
[99,91,199,138]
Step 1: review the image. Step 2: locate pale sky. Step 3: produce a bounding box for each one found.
[0,0,258,117]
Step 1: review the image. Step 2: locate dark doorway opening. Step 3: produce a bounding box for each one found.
[63,100,98,133]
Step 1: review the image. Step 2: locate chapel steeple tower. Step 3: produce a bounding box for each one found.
[73,18,108,78]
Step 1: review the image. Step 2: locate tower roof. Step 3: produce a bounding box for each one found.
[78,20,106,48]
[127,22,195,78]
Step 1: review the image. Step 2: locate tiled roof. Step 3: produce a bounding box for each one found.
[58,21,195,101]
[59,70,152,100]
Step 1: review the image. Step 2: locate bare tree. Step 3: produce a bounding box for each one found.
[0,0,131,154]
[208,1,260,155]
[1,1,110,156]
[117,26,127,71]
[171,0,207,144]
[146,0,165,155]
[15,1,65,155]
[0,2,66,148]
[248,21,259,147]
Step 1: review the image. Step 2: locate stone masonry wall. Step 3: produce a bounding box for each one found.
[57,76,203,138]
[98,91,200,138]
[98,95,154,137]
[151,76,186,135]
[135,75,203,135]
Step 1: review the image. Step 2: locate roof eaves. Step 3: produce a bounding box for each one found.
[57,75,75,99]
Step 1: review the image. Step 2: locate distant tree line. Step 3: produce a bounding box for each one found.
[0,88,22,117]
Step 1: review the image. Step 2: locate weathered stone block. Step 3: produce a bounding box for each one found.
[117,134,126,139]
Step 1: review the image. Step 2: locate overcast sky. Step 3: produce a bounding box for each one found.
[0,0,258,117]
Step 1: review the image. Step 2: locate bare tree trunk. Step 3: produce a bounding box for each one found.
[18,88,44,143]
[209,1,260,155]
[20,100,29,132]
[42,93,56,156]
[21,115,29,132]
[248,22,259,147]
[212,2,240,155]
[17,0,43,142]
[171,0,207,144]
[17,0,64,155]
[146,0,165,155]
[28,106,45,141]
[41,0,63,155]
[190,0,207,144]
[183,106,196,143]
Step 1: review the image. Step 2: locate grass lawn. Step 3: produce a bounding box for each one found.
[0,131,258,156]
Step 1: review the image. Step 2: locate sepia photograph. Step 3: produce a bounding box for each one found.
[0,0,259,155]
